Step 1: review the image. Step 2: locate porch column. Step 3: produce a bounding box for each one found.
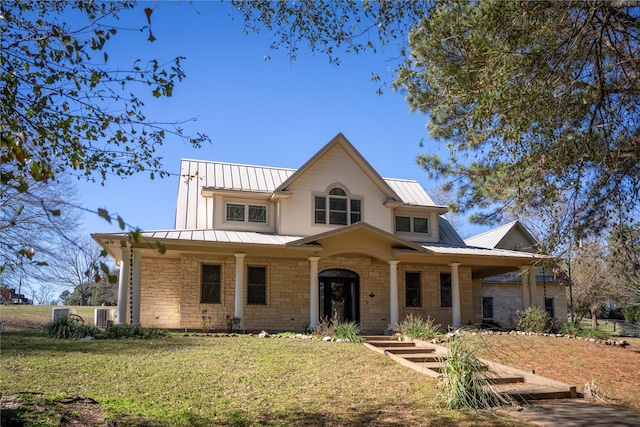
[308,256,321,329]
[389,260,399,327]
[116,246,130,325]
[529,267,538,308]
[450,262,461,328]
[234,253,246,325]
[520,266,531,309]
[130,248,142,326]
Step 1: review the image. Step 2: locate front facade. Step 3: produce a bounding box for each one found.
[93,134,546,334]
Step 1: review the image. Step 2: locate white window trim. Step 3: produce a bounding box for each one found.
[313,185,363,226]
[225,202,268,224]
[395,215,430,234]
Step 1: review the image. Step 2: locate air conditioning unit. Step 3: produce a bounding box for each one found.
[52,307,70,321]
[94,308,115,327]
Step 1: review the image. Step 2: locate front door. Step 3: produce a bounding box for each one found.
[319,269,360,323]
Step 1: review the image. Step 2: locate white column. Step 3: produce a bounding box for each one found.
[450,262,461,328]
[234,253,246,325]
[520,266,531,309]
[130,248,142,326]
[529,267,538,308]
[389,260,399,327]
[116,246,130,325]
[309,256,321,329]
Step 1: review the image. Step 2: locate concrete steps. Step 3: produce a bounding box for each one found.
[363,335,578,403]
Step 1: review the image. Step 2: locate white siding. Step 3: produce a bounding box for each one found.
[278,143,393,236]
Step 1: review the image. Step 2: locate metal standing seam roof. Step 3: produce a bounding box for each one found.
[178,159,439,207]
[463,221,521,249]
[101,230,304,245]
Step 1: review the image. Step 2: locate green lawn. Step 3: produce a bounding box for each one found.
[0,329,529,426]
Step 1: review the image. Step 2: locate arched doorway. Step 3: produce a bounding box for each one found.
[319,269,360,323]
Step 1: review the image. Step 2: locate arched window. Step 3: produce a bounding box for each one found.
[314,186,361,225]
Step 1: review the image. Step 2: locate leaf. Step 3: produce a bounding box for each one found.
[148,29,156,43]
[98,208,112,223]
[144,7,153,24]
[117,215,125,230]
[50,209,61,216]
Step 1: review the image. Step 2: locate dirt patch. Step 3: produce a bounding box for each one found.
[0,394,106,427]
[473,334,640,411]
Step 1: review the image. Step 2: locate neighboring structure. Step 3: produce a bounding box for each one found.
[93,133,548,334]
[465,221,567,328]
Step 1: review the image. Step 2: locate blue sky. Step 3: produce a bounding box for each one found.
[73,2,485,238]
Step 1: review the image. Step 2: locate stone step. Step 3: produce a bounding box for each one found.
[368,340,416,348]
[490,383,575,401]
[402,354,441,363]
[385,347,436,355]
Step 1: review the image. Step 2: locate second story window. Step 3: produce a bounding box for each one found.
[315,187,361,226]
[395,216,429,234]
[226,203,267,223]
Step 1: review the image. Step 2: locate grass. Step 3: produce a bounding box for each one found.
[1,307,528,427]
[1,305,103,330]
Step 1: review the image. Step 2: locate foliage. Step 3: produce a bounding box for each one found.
[622,306,640,323]
[331,321,364,343]
[608,222,640,305]
[439,338,504,410]
[1,0,209,189]
[41,316,97,339]
[98,324,168,339]
[395,1,640,239]
[558,322,582,336]
[391,313,442,340]
[515,306,554,334]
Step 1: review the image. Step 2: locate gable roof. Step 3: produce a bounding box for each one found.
[464,220,538,250]
[273,133,403,202]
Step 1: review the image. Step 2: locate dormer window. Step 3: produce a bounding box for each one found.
[395,215,429,233]
[314,186,362,225]
[226,203,267,223]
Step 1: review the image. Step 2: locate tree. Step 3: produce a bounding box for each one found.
[51,238,117,306]
[395,1,640,239]
[607,221,640,305]
[1,0,208,205]
[230,1,639,246]
[0,171,82,288]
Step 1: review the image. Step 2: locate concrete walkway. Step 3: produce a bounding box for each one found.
[501,400,640,427]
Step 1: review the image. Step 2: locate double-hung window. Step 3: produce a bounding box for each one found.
[405,272,421,307]
[315,187,361,225]
[440,273,452,308]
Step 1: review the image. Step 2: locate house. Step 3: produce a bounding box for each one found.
[92,133,549,334]
[465,221,568,328]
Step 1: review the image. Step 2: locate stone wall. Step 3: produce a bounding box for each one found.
[137,254,480,334]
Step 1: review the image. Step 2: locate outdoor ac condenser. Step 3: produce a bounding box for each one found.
[52,307,70,321]
[94,308,115,327]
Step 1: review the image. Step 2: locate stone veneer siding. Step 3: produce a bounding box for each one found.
[136,254,479,334]
[481,281,568,329]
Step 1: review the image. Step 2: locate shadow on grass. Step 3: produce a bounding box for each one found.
[0,330,195,356]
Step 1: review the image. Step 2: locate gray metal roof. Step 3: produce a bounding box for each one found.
[464,221,519,249]
[178,158,439,206]
[419,244,543,259]
[98,229,303,245]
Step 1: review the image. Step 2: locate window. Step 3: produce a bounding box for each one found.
[405,272,421,307]
[440,273,452,308]
[314,186,362,226]
[482,297,494,319]
[201,265,221,303]
[226,203,267,223]
[247,266,266,305]
[395,215,429,233]
[545,297,554,318]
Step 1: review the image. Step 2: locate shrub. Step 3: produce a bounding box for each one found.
[392,313,442,340]
[620,322,640,338]
[559,322,582,336]
[622,306,640,323]
[578,328,609,340]
[332,321,364,343]
[439,338,505,409]
[41,317,98,339]
[98,324,168,339]
[515,306,554,333]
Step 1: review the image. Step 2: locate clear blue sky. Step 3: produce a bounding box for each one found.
[73,2,485,238]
